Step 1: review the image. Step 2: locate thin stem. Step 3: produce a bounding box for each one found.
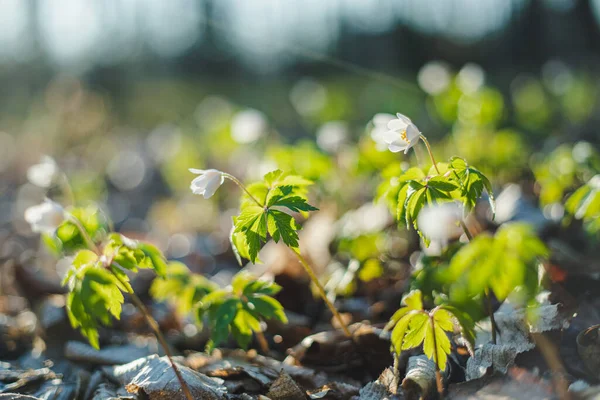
[111,268,194,400]
[223,173,264,208]
[531,333,571,400]
[419,134,440,175]
[293,250,353,338]
[459,218,498,344]
[69,215,100,254]
[430,314,444,397]
[59,173,76,207]
[485,288,497,345]
[458,219,473,241]
[255,330,270,354]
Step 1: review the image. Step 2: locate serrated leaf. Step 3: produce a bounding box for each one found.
[267,210,300,250]
[247,294,287,323]
[390,310,421,353]
[403,290,424,311]
[243,279,282,296]
[402,312,429,350]
[449,156,496,218]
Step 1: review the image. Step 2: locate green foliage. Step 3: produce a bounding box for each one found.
[45,205,109,255]
[232,169,318,263]
[150,262,218,316]
[565,175,600,233]
[385,290,472,372]
[61,223,171,349]
[448,157,495,218]
[532,143,600,206]
[377,157,493,245]
[62,250,126,349]
[443,223,548,302]
[196,272,287,350]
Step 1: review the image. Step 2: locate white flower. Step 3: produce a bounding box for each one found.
[27,156,58,188]
[381,113,421,154]
[24,199,66,234]
[189,169,224,199]
[370,113,395,151]
[417,202,463,242]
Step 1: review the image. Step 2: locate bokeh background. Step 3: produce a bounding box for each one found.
[2,0,600,282]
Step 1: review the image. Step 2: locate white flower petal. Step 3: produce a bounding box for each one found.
[388,142,408,153]
[189,169,224,198]
[380,130,404,144]
[406,124,421,141]
[396,113,412,124]
[387,118,409,131]
[189,168,206,174]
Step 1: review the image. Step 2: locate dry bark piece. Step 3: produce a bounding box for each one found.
[107,355,226,400]
[0,368,58,393]
[266,371,306,400]
[401,355,444,400]
[467,302,563,380]
[0,395,42,399]
[576,325,600,380]
[358,368,403,400]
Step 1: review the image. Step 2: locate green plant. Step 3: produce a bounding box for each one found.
[189,168,353,338]
[565,174,600,234]
[385,289,474,394]
[151,266,287,352]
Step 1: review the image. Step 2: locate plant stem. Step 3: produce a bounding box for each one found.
[459,218,498,344]
[59,173,76,207]
[430,314,444,397]
[255,330,270,354]
[293,250,353,338]
[531,332,571,400]
[484,288,497,345]
[111,269,194,400]
[223,173,264,207]
[419,134,440,175]
[69,215,100,254]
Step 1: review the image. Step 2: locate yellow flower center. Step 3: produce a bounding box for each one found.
[400,129,410,143]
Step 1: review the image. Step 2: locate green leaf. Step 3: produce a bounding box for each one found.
[65,266,125,350]
[137,242,168,277]
[403,290,424,311]
[446,223,547,302]
[242,279,282,296]
[247,294,288,323]
[449,157,496,218]
[150,262,217,315]
[267,210,300,250]
[211,298,239,348]
[424,317,451,372]
[402,312,429,350]
[565,175,600,232]
[390,310,421,353]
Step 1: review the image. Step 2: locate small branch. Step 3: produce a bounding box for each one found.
[111,269,194,400]
[419,135,440,175]
[293,250,353,338]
